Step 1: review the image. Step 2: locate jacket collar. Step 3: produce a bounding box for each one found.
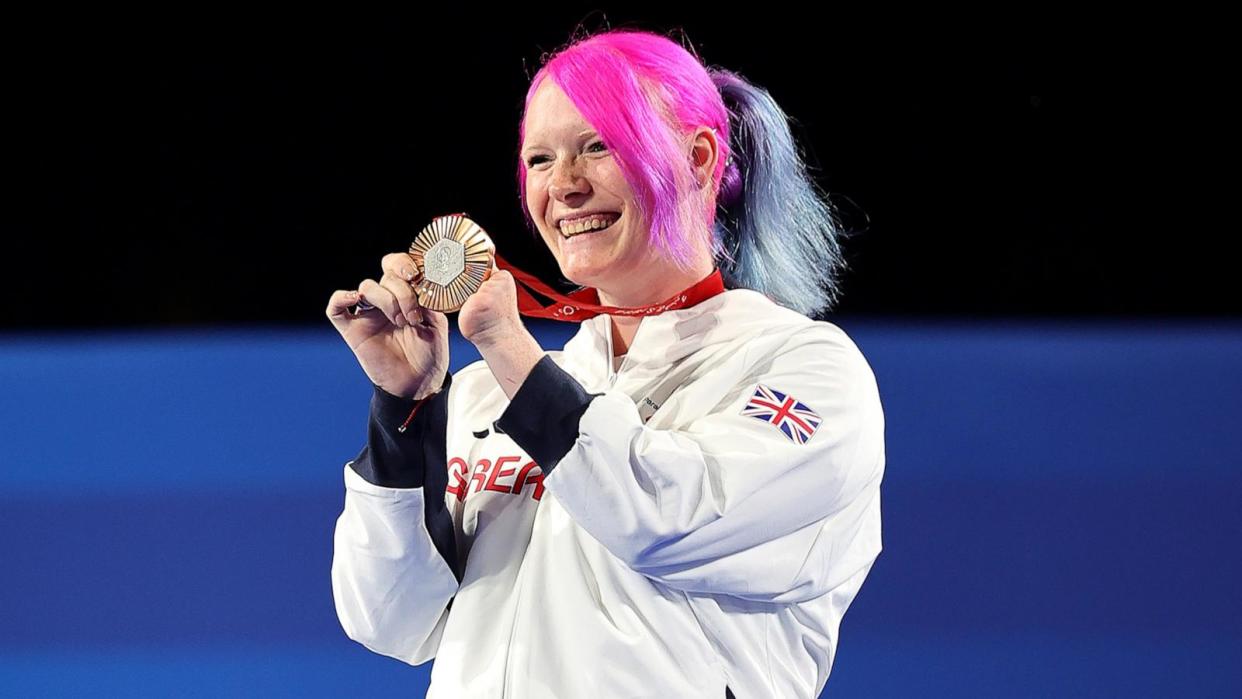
[559,289,807,386]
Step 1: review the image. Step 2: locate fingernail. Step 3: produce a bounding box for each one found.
[406,311,419,326]
[404,267,415,281]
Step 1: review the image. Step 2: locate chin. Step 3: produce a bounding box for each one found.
[550,248,606,288]
[546,231,632,290]
[557,263,604,289]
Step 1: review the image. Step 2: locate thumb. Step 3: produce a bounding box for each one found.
[486,257,501,281]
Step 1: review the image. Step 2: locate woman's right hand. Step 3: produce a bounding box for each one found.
[326,252,450,400]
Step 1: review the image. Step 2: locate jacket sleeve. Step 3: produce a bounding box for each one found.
[331,372,460,665]
[494,332,885,604]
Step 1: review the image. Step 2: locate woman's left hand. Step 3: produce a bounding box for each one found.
[459,267,524,348]
[459,266,547,399]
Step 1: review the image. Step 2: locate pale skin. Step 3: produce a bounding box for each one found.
[326,81,720,401]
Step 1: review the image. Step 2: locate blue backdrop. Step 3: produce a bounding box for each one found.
[2,320,1239,697]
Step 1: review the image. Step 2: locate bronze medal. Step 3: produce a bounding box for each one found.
[407,214,496,312]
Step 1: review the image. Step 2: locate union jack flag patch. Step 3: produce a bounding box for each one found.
[740,384,823,444]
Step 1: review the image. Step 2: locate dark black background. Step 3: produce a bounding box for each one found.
[5,10,1232,328]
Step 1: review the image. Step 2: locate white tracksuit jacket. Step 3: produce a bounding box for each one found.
[332,288,885,698]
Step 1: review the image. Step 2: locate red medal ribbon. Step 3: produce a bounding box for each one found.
[494,252,726,322]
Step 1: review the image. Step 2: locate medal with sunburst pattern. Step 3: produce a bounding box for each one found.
[407,214,496,312]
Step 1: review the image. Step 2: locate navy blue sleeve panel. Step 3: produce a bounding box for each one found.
[494,354,601,477]
[350,372,453,489]
[349,372,460,582]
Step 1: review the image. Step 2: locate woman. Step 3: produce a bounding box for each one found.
[325,29,884,698]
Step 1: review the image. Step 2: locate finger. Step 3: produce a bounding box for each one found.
[381,252,422,285]
[357,278,404,327]
[382,252,427,325]
[326,289,365,332]
[409,307,449,339]
[379,272,424,327]
[423,308,448,331]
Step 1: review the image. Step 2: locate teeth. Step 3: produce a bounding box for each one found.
[559,214,619,237]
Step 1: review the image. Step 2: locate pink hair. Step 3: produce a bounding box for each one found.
[517,31,732,272]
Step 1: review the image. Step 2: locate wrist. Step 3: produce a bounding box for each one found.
[474,327,546,401]
[471,322,532,355]
[374,371,448,403]
[410,383,445,402]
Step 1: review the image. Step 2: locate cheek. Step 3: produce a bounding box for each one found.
[523,179,545,223]
[522,174,539,212]
[524,182,559,251]
[591,164,638,218]
[593,162,629,195]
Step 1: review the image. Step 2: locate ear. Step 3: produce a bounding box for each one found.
[689,126,720,189]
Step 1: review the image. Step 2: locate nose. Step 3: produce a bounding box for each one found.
[549,158,590,201]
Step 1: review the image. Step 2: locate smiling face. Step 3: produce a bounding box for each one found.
[520,80,659,298]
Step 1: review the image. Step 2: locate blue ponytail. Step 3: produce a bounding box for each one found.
[710,69,847,318]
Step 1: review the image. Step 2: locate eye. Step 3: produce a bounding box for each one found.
[586,140,609,154]
[526,154,551,168]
